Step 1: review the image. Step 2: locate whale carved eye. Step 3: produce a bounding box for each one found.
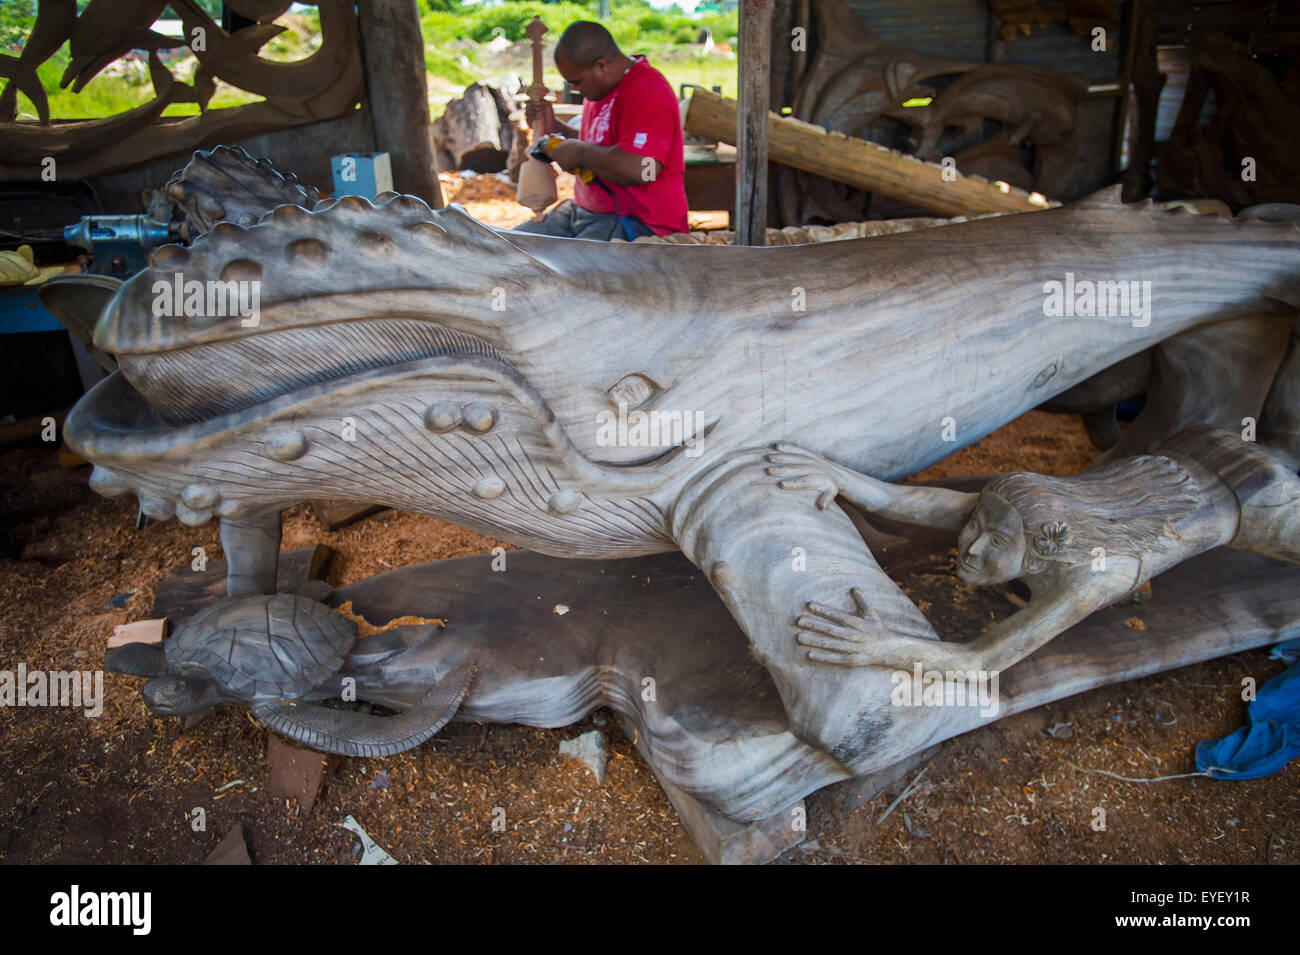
[606,373,663,410]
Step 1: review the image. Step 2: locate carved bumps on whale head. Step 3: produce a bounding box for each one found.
[94,192,566,423]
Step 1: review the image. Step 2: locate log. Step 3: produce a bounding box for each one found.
[322,543,1300,824]
[686,88,1057,217]
[432,80,521,174]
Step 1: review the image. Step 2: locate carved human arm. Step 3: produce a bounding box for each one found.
[764,444,979,530]
[795,562,1136,673]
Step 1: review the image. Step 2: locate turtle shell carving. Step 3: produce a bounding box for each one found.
[106,592,473,757]
[164,594,356,707]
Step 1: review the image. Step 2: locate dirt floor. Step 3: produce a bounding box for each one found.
[1,406,1295,865]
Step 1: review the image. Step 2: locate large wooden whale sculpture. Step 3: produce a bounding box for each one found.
[65,186,1300,774]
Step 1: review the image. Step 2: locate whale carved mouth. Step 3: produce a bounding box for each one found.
[118,319,508,423]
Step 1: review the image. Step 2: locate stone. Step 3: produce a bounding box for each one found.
[559,730,609,785]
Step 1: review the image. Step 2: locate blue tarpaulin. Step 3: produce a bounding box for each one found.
[1196,638,1300,780]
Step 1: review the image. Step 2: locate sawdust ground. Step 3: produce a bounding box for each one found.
[439,170,574,230]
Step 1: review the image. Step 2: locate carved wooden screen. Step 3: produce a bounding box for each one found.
[0,0,364,181]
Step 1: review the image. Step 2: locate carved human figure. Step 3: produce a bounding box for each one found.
[766,422,1300,673]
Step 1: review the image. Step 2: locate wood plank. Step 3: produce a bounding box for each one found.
[310,499,386,531]
[357,0,444,208]
[736,0,774,245]
[202,824,252,865]
[266,735,336,813]
[685,88,1058,217]
[0,409,67,447]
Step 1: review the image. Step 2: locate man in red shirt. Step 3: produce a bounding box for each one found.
[515,21,689,240]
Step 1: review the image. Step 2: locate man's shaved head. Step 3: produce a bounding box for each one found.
[555,21,621,66]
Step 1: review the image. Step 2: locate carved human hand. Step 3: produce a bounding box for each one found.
[764,443,892,511]
[796,588,975,670]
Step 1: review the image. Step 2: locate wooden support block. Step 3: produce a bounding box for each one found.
[684,88,1056,217]
[203,823,252,865]
[310,499,386,531]
[107,617,167,649]
[266,735,335,813]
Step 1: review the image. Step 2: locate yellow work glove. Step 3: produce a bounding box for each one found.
[0,245,38,287]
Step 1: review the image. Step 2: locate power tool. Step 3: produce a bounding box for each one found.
[63,215,182,277]
[527,134,643,241]
[529,133,596,184]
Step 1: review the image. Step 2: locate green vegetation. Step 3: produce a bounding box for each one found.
[421,1,735,48]
[0,0,37,47]
[421,0,740,113]
[4,1,738,123]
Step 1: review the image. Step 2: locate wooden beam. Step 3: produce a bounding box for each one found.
[357,0,445,208]
[736,0,773,245]
[687,89,1057,218]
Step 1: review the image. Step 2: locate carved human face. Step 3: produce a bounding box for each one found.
[956,492,1026,585]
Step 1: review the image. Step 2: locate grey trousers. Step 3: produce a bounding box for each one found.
[512,199,653,241]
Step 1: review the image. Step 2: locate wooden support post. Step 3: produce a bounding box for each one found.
[791,0,810,89]
[1113,0,1140,177]
[736,0,773,246]
[688,89,1056,217]
[1119,0,1163,201]
[357,0,445,208]
[219,508,283,597]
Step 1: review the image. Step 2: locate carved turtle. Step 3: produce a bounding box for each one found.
[106,594,473,757]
